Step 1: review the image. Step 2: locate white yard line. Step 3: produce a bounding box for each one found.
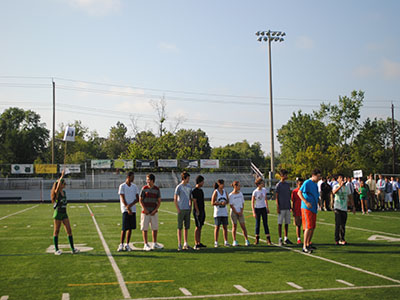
[0,205,39,221]
[286,282,303,289]
[233,285,249,293]
[160,208,400,285]
[179,288,192,296]
[86,204,131,299]
[127,284,400,300]
[61,293,70,300]
[336,279,355,287]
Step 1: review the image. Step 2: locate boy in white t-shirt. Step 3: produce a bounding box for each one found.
[229,181,250,246]
[117,172,139,252]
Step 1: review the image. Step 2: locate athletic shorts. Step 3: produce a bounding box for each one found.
[385,193,393,203]
[140,213,159,231]
[278,209,291,225]
[294,215,302,227]
[193,210,205,228]
[301,208,316,230]
[214,216,228,226]
[230,210,245,225]
[53,210,68,220]
[177,209,191,230]
[122,212,136,231]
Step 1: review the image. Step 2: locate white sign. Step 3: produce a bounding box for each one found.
[367,235,400,242]
[59,164,81,174]
[11,164,34,174]
[91,159,112,169]
[63,126,76,142]
[158,159,178,168]
[353,170,363,178]
[200,159,219,169]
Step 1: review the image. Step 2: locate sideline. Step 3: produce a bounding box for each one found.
[0,205,39,221]
[160,208,400,285]
[86,204,131,299]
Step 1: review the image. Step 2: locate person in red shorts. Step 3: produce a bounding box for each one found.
[291,177,304,245]
[298,169,321,254]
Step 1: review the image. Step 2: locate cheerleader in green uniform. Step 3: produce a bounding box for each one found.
[51,170,79,255]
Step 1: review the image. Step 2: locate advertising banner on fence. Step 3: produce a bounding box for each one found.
[353,170,363,178]
[91,160,112,169]
[114,160,134,169]
[35,164,57,174]
[158,159,178,168]
[200,159,219,169]
[180,160,199,168]
[136,160,155,168]
[59,164,81,174]
[11,164,34,174]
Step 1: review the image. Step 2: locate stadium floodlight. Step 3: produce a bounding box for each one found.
[255,29,286,181]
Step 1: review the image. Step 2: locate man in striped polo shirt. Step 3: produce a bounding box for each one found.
[139,173,163,251]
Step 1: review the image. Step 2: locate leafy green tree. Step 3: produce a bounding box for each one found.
[0,107,49,163]
[103,122,130,159]
[175,129,211,159]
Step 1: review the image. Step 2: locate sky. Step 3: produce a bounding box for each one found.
[0,0,399,156]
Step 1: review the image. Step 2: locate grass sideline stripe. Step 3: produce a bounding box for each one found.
[336,279,355,287]
[287,282,303,289]
[86,204,131,299]
[179,288,192,296]
[126,284,400,300]
[61,293,70,300]
[0,205,39,221]
[69,280,174,287]
[161,208,400,284]
[233,285,249,293]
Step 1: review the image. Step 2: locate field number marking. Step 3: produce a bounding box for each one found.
[233,285,249,293]
[368,235,400,242]
[336,279,355,287]
[61,293,70,300]
[287,282,303,289]
[179,288,192,296]
[87,204,131,299]
[1,296,9,300]
[0,205,38,221]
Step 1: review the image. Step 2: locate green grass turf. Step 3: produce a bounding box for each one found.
[0,200,399,300]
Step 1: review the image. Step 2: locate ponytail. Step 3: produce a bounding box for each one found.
[214,179,224,189]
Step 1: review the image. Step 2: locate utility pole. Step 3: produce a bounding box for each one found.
[392,103,396,174]
[52,79,55,166]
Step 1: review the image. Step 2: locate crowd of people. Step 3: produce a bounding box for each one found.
[50,169,398,255]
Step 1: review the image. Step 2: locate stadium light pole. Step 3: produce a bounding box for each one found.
[256,30,285,183]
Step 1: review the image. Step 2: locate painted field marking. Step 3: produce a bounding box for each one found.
[61,293,70,300]
[86,204,131,299]
[233,285,249,293]
[365,214,400,220]
[336,279,355,287]
[179,288,192,296]
[0,205,38,221]
[243,209,400,238]
[69,280,174,287]
[368,235,400,242]
[1,296,9,300]
[127,284,400,300]
[287,282,303,289]
[46,244,94,254]
[160,208,400,285]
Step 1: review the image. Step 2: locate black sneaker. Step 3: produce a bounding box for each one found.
[302,248,312,254]
[284,239,293,245]
[198,243,207,248]
[193,245,200,250]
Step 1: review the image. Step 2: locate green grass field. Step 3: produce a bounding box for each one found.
[1,200,400,300]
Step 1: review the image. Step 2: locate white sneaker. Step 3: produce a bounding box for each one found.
[124,244,132,252]
[54,249,62,255]
[278,239,283,246]
[214,241,219,248]
[72,248,80,254]
[224,241,231,247]
[117,244,124,252]
[245,240,250,246]
[143,243,152,251]
[152,242,163,249]
[232,240,239,247]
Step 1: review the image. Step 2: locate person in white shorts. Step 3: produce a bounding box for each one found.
[229,181,250,246]
[275,169,293,246]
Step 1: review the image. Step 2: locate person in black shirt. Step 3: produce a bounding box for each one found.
[192,175,206,249]
[320,177,332,211]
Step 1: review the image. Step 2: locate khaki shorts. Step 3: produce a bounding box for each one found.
[277,209,291,225]
[230,210,245,225]
[140,212,159,231]
[177,209,191,229]
[294,215,302,227]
